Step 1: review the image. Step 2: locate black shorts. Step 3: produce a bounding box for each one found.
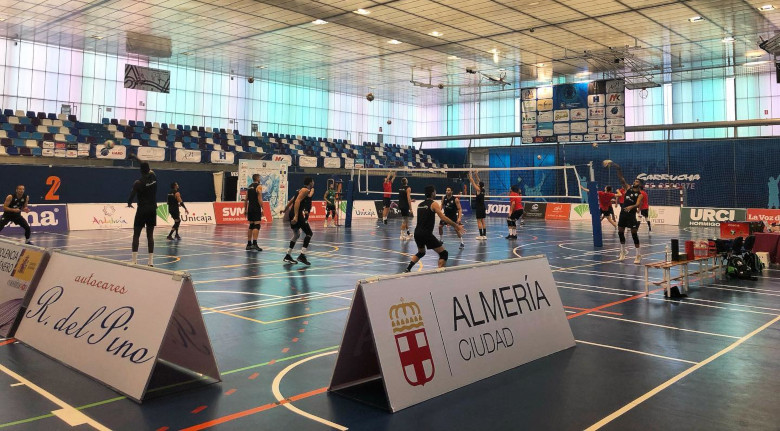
[247,208,263,221]
[290,219,313,236]
[134,207,157,229]
[383,197,391,208]
[640,209,649,218]
[474,207,486,219]
[617,210,637,228]
[170,210,181,222]
[0,213,27,229]
[440,212,458,225]
[600,207,614,217]
[414,232,443,250]
[326,203,336,211]
[508,209,524,220]
[399,207,410,217]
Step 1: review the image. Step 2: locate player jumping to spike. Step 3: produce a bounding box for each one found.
[606,161,645,263]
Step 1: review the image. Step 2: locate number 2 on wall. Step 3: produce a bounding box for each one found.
[45,176,61,201]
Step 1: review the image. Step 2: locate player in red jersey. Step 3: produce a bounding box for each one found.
[506,185,523,239]
[637,185,651,232]
[382,171,394,224]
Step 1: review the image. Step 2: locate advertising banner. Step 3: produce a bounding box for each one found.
[299,156,318,168]
[484,200,512,218]
[647,206,681,226]
[272,154,292,166]
[0,204,69,233]
[344,158,355,169]
[237,160,288,215]
[210,151,235,165]
[0,240,47,337]
[67,204,137,231]
[124,64,170,94]
[352,200,379,219]
[680,207,747,228]
[544,203,571,220]
[155,202,215,226]
[323,157,341,169]
[175,149,202,163]
[15,251,220,402]
[747,208,780,224]
[523,202,547,218]
[96,144,127,160]
[213,202,273,224]
[329,256,574,412]
[135,147,166,162]
[569,203,591,222]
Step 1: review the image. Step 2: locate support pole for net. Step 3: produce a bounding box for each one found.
[345,177,355,228]
[587,163,603,248]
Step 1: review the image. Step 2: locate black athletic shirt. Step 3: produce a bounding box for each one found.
[415,198,436,234]
[622,188,641,211]
[442,195,457,216]
[6,193,27,210]
[246,182,261,211]
[167,191,179,212]
[474,189,485,209]
[289,189,312,222]
[129,173,157,209]
[398,185,410,209]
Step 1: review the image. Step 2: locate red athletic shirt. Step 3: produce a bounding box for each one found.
[640,190,649,210]
[617,188,626,204]
[597,191,615,211]
[383,181,392,198]
[510,192,522,212]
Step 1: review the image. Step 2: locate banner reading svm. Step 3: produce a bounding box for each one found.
[329,256,575,412]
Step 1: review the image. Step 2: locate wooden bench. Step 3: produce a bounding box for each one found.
[644,255,722,296]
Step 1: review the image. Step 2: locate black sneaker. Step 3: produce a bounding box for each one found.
[252,244,263,251]
[167,235,174,241]
[283,254,297,264]
[246,244,253,250]
[383,219,388,225]
[24,239,32,245]
[403,268,411,273]
[506,235,513,239]
[175,234,182,240]
[297,254,311,266]
[459,242,465,249]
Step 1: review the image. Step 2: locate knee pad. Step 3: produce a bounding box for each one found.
[618,231,626,243]
[438,250,449,262]
[631,231,640,246]
[415,250,426,259]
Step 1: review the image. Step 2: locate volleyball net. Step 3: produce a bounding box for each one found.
[356,165,586,200]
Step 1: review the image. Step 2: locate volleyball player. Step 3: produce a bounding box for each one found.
[404,186,466,272]
[0,185,32,244]
[439,186,464,249]
[324,182,337,228]
[283,177,314,265]
[579,184,618,229]
[127,162,157,266]
[506,185,523,239]
[166,182,189,240]
[468,170,487,240]
[398,177,412,240]
[245,174,263,251]
[382,171,395,224]
[637,185,651,232]
[609,162,644,263]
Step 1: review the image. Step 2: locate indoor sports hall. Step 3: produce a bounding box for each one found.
[0,1,779,430]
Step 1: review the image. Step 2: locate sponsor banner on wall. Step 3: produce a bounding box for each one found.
[523,202,547,218]
[299,156,318,168]
[210,151,235,165]
[15,251,220,402]
[344,158,355,169]
[175,149,202,163]
[352,200,379,219]
[155,202,215,226]
[569,203,591,222]
[67,204,136,231]
[96,144,127,160]
[0,240,48,337]
[213,202,273,224]
[237,160,288,215]
[545,203,571,220]
[329,256,575,412]
[647,206,681,226]
[307,201,329,221]
[272,154,292,166]
[680,207,747,228]
[373,200,422,220]
[0,204,69,233]
[323,157,341,169]
[747,208,780,224]
[124,64,171,93]
[135,146,166,162]
[484,200,512,218]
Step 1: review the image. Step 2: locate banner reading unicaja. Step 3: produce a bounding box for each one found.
[156,202,215,226]
[329,256,575,412]
[680,207,747,228]
[0,204,69,233]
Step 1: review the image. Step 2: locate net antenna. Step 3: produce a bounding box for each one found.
[357,166,584,200]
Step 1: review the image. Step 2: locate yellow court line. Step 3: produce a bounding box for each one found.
[201,306,350,324]
[585,314,780,430]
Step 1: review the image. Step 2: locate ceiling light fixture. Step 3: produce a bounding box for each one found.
[256,65,267,69]
[388,39,402,44]
[688,16,704,22]
[181,51,193,56]
[744,60,770,66]
[747,50,764,58]
[317,77,326,80]
[0,17,6,22]
[722,36,735,43]
[429,31,443,37]
[312,19,328,25]
[447,55,459,60]
[90,35,104,40]
[758,5,775,11]
[354,9,370,15]
[536,63,546,67]
[576,71,589,77]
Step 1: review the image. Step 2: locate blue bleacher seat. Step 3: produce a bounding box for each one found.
[3,109,13,116]
[25,111,35,118]
[47,113,56,120]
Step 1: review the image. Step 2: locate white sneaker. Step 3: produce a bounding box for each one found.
[324,222,328,228]
[618,250,626,261]
[634,254,641,264]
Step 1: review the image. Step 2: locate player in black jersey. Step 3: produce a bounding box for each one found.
[166,182,189,241]
[0,185,32,244]
[244,174,264,251]
[468,170,487,240]
[127,162,158,266]
[404,186,465,272]
[608,161,645,264]
[438,187,464,249]
[398,178,412,240]
[283,177,314,265]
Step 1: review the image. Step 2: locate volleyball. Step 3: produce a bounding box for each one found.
[602,159,613,167]
[537,155,542,160]
[592,142,598,148]
[100,140,115,156]
[105,140,115,149]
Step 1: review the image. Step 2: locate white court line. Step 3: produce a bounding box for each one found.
[587,314,741,339]
[575,339,697,364]
[197,290,283,298]
[271,351,348,431]
[0,363,110,430]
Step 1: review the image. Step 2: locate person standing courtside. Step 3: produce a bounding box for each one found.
[468,170,487,240]
[324,182,337,228]
[166,182,189,241]
[127,162,157,266]
[398,177,412,240]
[0,185,32,244]
[382,171,395,224]
[245,174,263,251]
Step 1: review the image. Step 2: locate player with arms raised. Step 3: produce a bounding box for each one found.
[605,160,644,263]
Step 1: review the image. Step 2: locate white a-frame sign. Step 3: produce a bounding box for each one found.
[329,256,575,412]
[15,250,220,402]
